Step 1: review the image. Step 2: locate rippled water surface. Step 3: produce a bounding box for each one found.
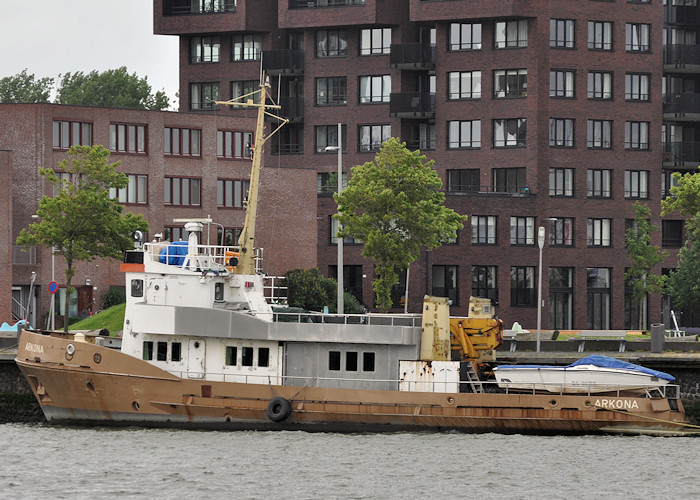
[0,424,697,499]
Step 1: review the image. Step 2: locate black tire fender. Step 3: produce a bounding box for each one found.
[266,396,292,422]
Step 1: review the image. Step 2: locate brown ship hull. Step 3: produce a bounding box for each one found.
[16,331,690,435]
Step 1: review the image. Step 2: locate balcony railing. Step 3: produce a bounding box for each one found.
[390,43,436,69]
[389,92,435,118]
[271,143,304,155]
[664,44,700,68]
[665,5,700,25]
[163,0,237,15]
[663,93,700,114]
[289,0,364,8]
[272,96,304,122]
[262,49,304,75]
[446,185,534,196]
[663,141,700,165]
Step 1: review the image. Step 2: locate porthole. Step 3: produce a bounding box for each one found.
[194,341,200,349]
[549,399,558,407]
[93,353,102,364]
[66,344,75,355]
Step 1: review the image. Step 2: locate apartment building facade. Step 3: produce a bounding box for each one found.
[2,103,316,327]
[153,0,681,330]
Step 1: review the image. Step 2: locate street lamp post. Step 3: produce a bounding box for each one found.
[536,226,545,352]
[325,123,344,314]
[50,247,55,330]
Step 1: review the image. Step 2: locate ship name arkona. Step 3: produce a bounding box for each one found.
[15,77,692,435]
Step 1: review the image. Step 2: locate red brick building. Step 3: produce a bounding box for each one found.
[1,103,316,327]
[151,0,682,330]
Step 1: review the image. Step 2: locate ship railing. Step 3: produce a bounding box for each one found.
[271,310,422,327]
[496,381,681,399]
[142,242,263,273]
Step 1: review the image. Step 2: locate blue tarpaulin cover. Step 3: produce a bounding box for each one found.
[159,241,188,265]
[497,355,675,382]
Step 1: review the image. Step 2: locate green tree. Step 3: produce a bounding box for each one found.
[16,145,148,331]
[284,268,362,313]
[334,138,467,311]
[0,69,53,103]
[662,168,700,238]
[56,67,169,110]
[624,202,667,327]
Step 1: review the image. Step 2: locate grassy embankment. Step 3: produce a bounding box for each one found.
[69,303,125,335]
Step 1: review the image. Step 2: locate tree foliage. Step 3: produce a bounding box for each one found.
[624,202,666,302]
[0,69,53,103]
[334,138,467,311]
[661,169,700,310]
[284,268,363,313]
[55,67,169,110]
[16,145,148,331]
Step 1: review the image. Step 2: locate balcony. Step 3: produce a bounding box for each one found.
[410,0,538,23]
[390,43,435,70]
[390,92,435,118]
[155,0,276,34]
[446,185,534,196]
[279,0,401,29]
[665,5,700,25]
[663,93,700,119]
[262,49,304,76]
[163,0,237,15]
[664,44,700,72]
[289,0,365,7]
[277,96,304,123]
[662,141,700,165]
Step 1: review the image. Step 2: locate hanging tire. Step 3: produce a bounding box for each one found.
[266,397,292,422]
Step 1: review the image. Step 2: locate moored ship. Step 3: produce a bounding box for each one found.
[15,79,691,436]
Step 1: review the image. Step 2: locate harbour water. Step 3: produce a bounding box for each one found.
[0,424,698,499]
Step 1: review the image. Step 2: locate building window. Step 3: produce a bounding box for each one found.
[448,71,481,100]
[625,121,649,150]
[662,220,684,248]
[164,226,186,242]
[164,177,201,206]
[172,342,182,362]
[157,342,168,362]
[190,82,219,110]
[190,36,220,63]
[588,72,613,100]
[549,168,574,197]
[230,81,260,107]
[131,279,144,297]
[217,179,249,208]
[109,124,146,154]
[449,23,482,51]
[472,216,497,245]
[511,266,536,307]
[447,120,481,149]
[359,75,391,103]
[550,70,575,98]
[550,267,573,330]
[587,218,612,246]
[625,171,649,199]
[510,216,535,245]
[587,268,611,329]
[346,352,358,371]
[363,352,375,372]
[587,169,611,198]
[330,217,358,244]
[626,73,650,101]
[360,28,391,55]
[432,265,458,305]
[317,172,348,194]
[550,19,575,48]
[317,30,347,57]
[143,341,153,361]
[447,169,480,193]
[232,34,261,61]
[493,118,526,147]
[626,23,650,52]
[164,127,201,156]
[549,119,574,147]
[495,20,528,48]
[493,168,527,194]
[217,130,253,159]
[241,346,254,367]
[316,124,347,153]
[493,69,527,98]
[110,174,147,204]
[258,347,270,367]
[218,227,242,246]
[359,124,391,152]
[587,120,612,149]
[472,265,498,304]
[316,77,347,105]
[550,218,574,246]
[588,21,613,50]
[52,120,92,149]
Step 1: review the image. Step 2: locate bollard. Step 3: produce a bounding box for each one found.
[650,323,665,353]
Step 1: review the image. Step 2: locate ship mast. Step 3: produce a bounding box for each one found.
[214,76,288,275]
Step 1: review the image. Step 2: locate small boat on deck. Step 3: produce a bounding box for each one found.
[493,355,675,394]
